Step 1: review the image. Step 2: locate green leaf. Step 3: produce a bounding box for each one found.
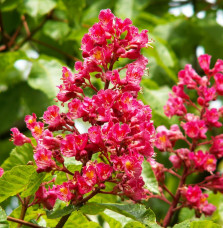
[142,160,159,195]
[139,86,177,127]
[1,144,34,171]
[0,88,21,135]
[100,212,122,228]
[43,20,70,41]
[124,221,145,228]
[0,207,9,228]
[62,0,86,26]
[0,165,35,203]
[115,0,149,21]
[173,220,190,228]
[190,220,221,228]
[28,57,63,98]
[178,207,195,223]
[1,0,23,12]
[22,0,57,17]
[81,202,105,215]
[0,51,28,87]
[98,203,157,226]
[21,172,45,197]
[46,199,78,219]
[64,210,101,228]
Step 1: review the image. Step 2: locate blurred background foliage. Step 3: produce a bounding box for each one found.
[1,0,223,225]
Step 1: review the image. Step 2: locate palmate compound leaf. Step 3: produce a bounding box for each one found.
[142,160,160,195]
[0,165,36,203]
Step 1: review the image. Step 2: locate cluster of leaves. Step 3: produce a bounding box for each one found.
[1,0,223,227]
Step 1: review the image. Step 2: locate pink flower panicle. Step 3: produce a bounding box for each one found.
[154,54,223,217]
[11,9,155,208]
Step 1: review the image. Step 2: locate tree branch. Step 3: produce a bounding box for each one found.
[31,38,80,62]
[7,216,44,228]
[13,10,54,51]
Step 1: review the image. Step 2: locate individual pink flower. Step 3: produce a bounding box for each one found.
[164,94,187,118]
[212,58,223,74]
[10,127,31,146]
[112,123,130,143]
[122,177,146,201]
[0,167,4,177]
[95,163,113,182]
[210,134,223,158]
[55,182,74,202]
[34,185,57,210]
[182,120,207,139]
[155,126,172,151]
[60,134,76,157]
[75,172,92,195]
[34,147,56,173]
[68,98,82,119]
[198,54,211,75]
[43,105,65,131]
[169,155,181,169]
[82,163,97,186]
[25,113,37,129]
[172,84,189,100]
[178,64,201,89]
[203,108,222,128]
[214,73,223,95]
[185,185,202,205]
[74,133,88,151]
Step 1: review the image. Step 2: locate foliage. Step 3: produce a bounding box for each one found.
[1,0,223,228]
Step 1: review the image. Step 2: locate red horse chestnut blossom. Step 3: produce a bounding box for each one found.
[153,53,223,227]
[10,8,154,213]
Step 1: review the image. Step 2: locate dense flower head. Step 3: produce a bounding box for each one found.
[10,9,155,208]
[181,185,216,216]
[154,54,223,219]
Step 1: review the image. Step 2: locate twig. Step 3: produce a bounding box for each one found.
[13,10,54,51]
[7,216,44,228]
[31,38,80,62]
[21,15,31,36]
[162,185,175,199]
[7,25,22,48]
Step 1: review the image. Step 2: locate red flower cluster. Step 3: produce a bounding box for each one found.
[154,54,223,217]
[10,9,154,207]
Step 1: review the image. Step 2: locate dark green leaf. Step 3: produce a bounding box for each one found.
[0,165,36,203]
[142,160,159,195]
[1,144,34,171]
[46,199,78,219]
[1,0,23,12]
[81,202,105,215]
